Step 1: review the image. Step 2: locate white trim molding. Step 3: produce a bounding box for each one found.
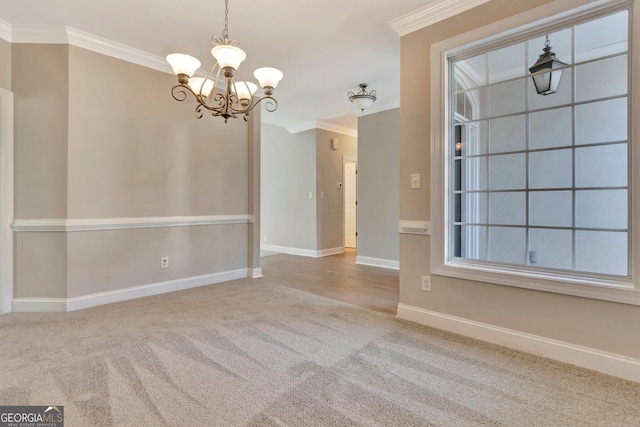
[318,247,345,257]
[389,0,491,36]
[6,24,171,75]
[250,268,263,279]
[399,220,431,235]
[12,298,67,313]
[356,256,399,270]
[0,89,14,314]
[0,19,11,42]
[286,120,358,138]
[316,121,358,138]
[397,304,640,383]
[13,269,251,313]
[12,215,253,232]
[261,244,344,258]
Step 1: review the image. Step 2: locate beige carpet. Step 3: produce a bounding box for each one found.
[1,279,639,426]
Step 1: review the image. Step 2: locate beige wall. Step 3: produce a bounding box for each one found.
[316,128,357,251]
[0,39,10,90]
[12,44,70,299]
[67,47,248,218]
[399,0,640,360]
[10,43,255,303]
[15,233,67,298]
[13,44,69,219]
[66,225,248,298]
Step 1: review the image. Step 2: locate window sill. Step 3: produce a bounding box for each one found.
[432,260,640,306]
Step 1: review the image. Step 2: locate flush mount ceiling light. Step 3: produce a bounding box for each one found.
[166,0,283,122]
[529,35,567,96]
[348,83,377,112]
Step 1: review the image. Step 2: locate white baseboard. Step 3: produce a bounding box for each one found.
[318,247,344,257]
[250,268,263,278]
[356,255,400,270]
[12,298,67,313]
[397,303,640,383]
[12,269,250,313]
[261,244,344,258]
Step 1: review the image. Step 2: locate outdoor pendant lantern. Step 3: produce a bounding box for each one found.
[529,35,567,96]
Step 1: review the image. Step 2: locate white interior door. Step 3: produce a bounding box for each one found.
[344,160,357,248]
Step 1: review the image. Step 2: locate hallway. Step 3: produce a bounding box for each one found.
[260,249,399,315]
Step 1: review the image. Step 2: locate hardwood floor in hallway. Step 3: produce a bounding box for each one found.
[260,249,399,315]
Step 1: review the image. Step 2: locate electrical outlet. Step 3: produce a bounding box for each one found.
[161,256,169,268]
[421,275,431,292]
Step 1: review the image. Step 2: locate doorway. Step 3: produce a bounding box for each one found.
[344,156,357,249]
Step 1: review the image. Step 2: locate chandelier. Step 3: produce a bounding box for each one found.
[166,0,283,122]
[348,83,377,112]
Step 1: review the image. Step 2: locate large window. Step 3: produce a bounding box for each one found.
[431,1,640,302]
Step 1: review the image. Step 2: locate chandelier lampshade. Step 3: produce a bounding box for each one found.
[188,77,215,97]
[210,44,246,72]
[166,0,283,122]
[166,54,201,82]
[232,81,258,104]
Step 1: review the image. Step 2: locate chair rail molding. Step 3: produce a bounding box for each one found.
[12,215,253,232]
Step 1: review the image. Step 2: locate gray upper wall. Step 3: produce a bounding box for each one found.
[261,124,317,250]
[316,128,357,251]
[399,0,640,360]
[357,108,399,262]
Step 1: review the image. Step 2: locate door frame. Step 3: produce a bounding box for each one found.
[0,88,14,314]
[343,155,357,249]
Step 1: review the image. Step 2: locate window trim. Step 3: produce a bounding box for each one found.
[430,0,640,306]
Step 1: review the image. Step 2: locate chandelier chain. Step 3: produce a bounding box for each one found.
[223,0,230,40]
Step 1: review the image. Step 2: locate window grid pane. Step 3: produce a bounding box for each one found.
[451,9,630,277]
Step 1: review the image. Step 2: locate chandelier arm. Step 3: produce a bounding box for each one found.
[170,83,212,107]
[170,84,193,102]
[260,96,278,113]
[194,104,205,119]
[243,95,278,114]
[207,66,224,110]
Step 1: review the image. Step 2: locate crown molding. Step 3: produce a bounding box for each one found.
[0,19,11,42]
[286,121,317,134]
[389,0,491,36]
[316,120,357,138]
[10,25,69,44]
[286,120,357,137]
[66,27,170,74]
[6,24,172,75]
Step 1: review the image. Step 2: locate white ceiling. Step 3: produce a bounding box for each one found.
[0,0,440,132]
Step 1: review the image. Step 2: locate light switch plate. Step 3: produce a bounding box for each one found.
[411,174,421,189]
